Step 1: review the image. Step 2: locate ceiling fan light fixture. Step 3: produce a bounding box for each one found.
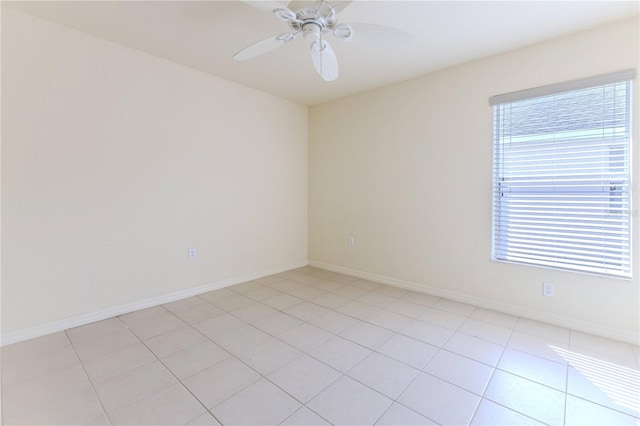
[274,8,297,22]
[333,24,352,40]
[276,32,296,42]
[302,22,322,42]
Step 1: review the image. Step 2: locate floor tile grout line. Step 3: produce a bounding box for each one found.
[63,329,115,426]
[119,318,228,425]
[6,267,638,425]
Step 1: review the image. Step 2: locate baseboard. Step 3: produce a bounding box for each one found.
[309,260,639,345]
[0,260,308,347]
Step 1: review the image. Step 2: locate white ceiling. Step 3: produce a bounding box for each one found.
[4,0,638,106]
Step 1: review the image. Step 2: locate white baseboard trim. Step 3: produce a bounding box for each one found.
[309,260,639,345]
[1,260,308,347]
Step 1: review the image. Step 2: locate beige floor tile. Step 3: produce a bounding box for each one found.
[191,313,246,339]
[145,326,206,358]
[433,299,476,316]
[3,387,109,426]
[310,292,350,309]
[376,333,438,369]
[197,288,236,303]
[121,310,188,341]
[267,354,342,403]
[110,383,206,425]
[211,378,300,425]
[459,318,513,345]
[264,279,303,292]
[230,302,278,322]
[229,280,263,294]
[567,363,640,418]
[94,361,177,413]
[385,300,428,318]
[120,305,168,323]
[262,293,305,310]
[424,350,494,395]
[160,340,229,380]
[280,406,331,425]
[278,323,333,352]
[2,364,93,417]
[332,285,369,299]
[83,342,156,384]
[70,324,140,362]
[212,324,271,354]
[471,399,544,425]
[570,331,638,366]
[243,286,283,301]
[163,297,225,324]
[163,296,212,313]
[367,309,413,331]
[1,331,70,363]
[418,307,467,330]
[375,285,409,298]
[1,342,80,388]
[309,310,358,334]
[335,300,379,320]
[444,332,505,366]
[327,273,360,284]
[376,402,438,425]
[307,375,393,425]
[286,285,326,301]
[67,317,130,344]
[357,291,395,308]
[398,372,480,425]
[6,269,638,426]
[185,412,221,425]
[182,356,260,409]
[208,293,256,311]
[498,348,567,391]
[340,320,394,350]
[507,330,569,364]
[484,370,565,425]
[470,308,519,329]
[401,291,441,307]
[348,352,420,399]
[565,394,640,426]
[250,311,302,336]
[310,279,345,292]
[350,279,383,291]
[309,335,372,373]
[400,319,454,347]
[283,301,330,321]
[236,337,302,374]
[515,318,571,343]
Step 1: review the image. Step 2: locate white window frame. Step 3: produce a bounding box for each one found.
[490,70,635,279]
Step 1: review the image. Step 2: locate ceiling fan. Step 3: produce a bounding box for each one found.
[233,0,415,81]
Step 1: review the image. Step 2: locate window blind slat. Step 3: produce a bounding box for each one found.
[491,76,632,278]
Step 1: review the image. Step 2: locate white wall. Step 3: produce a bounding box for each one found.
[1,8,308,337]
[309,18,640,343]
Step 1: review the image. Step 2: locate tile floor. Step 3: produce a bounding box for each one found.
[2,266,639,425]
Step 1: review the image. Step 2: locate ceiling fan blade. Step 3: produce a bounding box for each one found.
[310,40,339,81]
[333,23,415,47]
[330,1,352,13]
[233,33,295,61]
[287,0,351,13]
[286,1,314,11]
[242,0,291,12]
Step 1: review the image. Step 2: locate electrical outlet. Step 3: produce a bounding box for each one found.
[348,236,355,247]
[543,282,555,297]
[188,247,197,261]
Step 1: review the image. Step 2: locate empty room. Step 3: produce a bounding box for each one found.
[1,1,639,425]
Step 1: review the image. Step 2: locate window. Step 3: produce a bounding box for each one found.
[491,71,634,278]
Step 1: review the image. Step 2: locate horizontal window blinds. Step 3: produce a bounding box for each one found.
[491,73,633,278]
